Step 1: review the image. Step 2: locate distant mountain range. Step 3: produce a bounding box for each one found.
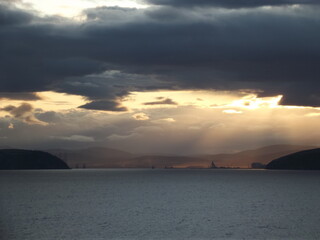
[266,148,320,170]
[48,147,135,168]
[47,144,316,169]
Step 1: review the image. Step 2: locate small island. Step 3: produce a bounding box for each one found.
[266,148,320,170]
[0,149,70,170]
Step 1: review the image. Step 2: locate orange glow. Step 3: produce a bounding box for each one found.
[123,90,244,110]
[122,90,287,112]
[0,91,88,116]
[229,95,283,109]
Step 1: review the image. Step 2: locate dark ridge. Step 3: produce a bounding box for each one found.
[266,148,320,170]
[0,149,70,170]
[47,144,315,168]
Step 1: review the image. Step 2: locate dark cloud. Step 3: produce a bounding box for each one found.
[0,4,33,26]
[144,98,178,105]
[0,92,41,100]
[145,0,320,8]
[79,100,128,112]
[0,4,319,108]
[0,103,46,125]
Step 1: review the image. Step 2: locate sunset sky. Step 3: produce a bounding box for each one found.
[0,0,319,154]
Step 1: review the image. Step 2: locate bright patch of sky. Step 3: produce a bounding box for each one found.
[18,0,148,18]
[0,91,88,115]
[0,90,319,152]
[123,90,283,111]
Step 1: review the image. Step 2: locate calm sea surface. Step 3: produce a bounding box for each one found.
[1,169,320,240]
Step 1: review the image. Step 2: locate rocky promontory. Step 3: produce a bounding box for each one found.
[0,149,70,170]
[266,148,320,170]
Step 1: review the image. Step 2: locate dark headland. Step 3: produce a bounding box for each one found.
[266,148,320,170]
[0,149,70,170]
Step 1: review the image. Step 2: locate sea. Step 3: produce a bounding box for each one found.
[1,169,320,240]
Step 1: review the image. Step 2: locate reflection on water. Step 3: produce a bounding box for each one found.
[1,169,320,239]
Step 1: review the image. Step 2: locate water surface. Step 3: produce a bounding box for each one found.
[1,169,320,239]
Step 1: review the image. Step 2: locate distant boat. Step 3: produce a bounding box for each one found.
[210,161,217,169]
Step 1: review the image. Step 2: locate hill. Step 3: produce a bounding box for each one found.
[47,144,316,169]
[125,145,315,168]
[0,149,70,170]
[48,147,135,168]
[266,148,320,170]
[195,145,316,168]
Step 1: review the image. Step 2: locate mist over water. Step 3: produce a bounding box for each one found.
[1,169,320,239]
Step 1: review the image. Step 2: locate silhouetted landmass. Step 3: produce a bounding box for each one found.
[198,145,316,168]
[48,144,316,169]
[0,149,70,170]
[266,148,320,170]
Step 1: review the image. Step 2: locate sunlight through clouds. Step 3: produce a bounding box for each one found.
[223,110,242,114]
[229,95,283,110]
[122,90,285,111]
[0,91,88,121]
[1,0,319,154]
[19,0,149,18]
[132,112,150,120]
[123,90,245,110]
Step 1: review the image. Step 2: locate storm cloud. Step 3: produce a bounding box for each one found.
[79,100,128,111]
[0,1,320,109]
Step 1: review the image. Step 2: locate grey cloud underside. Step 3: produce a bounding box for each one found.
[145,0,320,8]
[0,92,41,100]
[79,100,128,112]
[0,4,320,109]
[144,98,178,105]
[0,4,32,25]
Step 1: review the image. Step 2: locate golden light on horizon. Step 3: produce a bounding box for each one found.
[0,90,317,120]
[229,95,283,109]
[123,90,244,110]
[0,91,88,116]
[36,91,89,111]
[122,90,286,111]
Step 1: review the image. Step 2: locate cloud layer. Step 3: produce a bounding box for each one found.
[0,1,320,111]
[145,0,320,8]
[1,103,319,154]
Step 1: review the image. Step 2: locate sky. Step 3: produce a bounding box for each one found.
[0,0,319,154]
